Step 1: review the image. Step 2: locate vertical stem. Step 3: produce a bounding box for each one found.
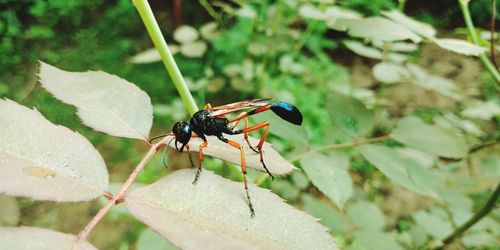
[490,0,498,69]
[458,0,500,84]
[133,0,199,115]
[441,182,500,246]
[398,0,407,11]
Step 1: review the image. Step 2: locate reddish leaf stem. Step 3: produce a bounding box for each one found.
[76,137,168,243]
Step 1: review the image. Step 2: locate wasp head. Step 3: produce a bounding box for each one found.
[172,121,192,152]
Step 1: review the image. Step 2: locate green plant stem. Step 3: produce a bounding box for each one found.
[458,0,500,84]
[287,135,391,162]
[490,0,498,69]
[199,0,221,24]
[398,0,407,11]
[440,181,500,247]
[133,0,198,115]
[292,3,326,58]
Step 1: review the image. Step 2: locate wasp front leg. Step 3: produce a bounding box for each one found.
[232,122,273,180]
[193,139,208,184]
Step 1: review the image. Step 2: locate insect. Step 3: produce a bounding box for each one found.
[151,98,303,217]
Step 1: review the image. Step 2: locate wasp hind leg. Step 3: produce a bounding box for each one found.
[230,111,259,153]
[225,139,255,218]
[235,122,274,180]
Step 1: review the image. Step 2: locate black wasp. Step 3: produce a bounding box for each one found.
[150,98,303,217]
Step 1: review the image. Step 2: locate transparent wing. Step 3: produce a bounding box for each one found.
[209,98,272,117]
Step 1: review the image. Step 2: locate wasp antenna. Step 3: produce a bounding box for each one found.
[161,145,168,169]
[148,133,171,144]
[186,145,195,168]
[160,137,176,169]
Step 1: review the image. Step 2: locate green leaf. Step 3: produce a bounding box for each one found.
[413,210,452,239]
[137,228,178,250]
[462,231,498,248]
[478,154,500,179]
[352,229,403,250]
[251,111,308,145]
[301,152,353,209]
[390,116,468,158]
[326,91,374,137]
[291,171,310,190]
[271,179,301,202]
[347,200,385,230]
[301,194,349,234]
[359,144,439,197]
[0,196,19,226]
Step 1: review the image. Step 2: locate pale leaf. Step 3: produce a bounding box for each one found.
[173,25,199,44]
[39,61,153,140]
[200,22,218,40]
[0,99,108,201]
[344,17,422,43]
[433,38,486,56]
[125,169,338,250]
[129,46,179,64]
[301,152,353,209]
[344,40,383,60]
[372,40,418,52]
[406,63,463,100]
[461,101,500,120]
[372,62,410,84]
[236,5,257,19]
[180,41,208,58]
[165,134,296,175]
[343,41,407,63]
[299,4,327,20]
[0,227,97,250]
[382,10,436,38]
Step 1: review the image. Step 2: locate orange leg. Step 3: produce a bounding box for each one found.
[193,140,208,184]
[230,111,255,151]
[227,140,255,217]
[204,103,213,109]
[239,122,273,180]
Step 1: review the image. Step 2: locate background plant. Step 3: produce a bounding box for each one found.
[0,0,499,249]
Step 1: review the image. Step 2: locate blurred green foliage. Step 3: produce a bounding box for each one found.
[1,0,499,249]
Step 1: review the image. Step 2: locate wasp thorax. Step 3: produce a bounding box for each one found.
[172,121,192,152]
